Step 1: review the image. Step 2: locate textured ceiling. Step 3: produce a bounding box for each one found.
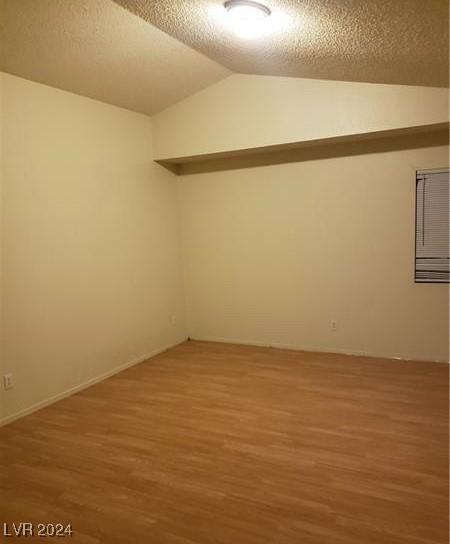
[0,0,230,115]
[114,0,449,88]
[1,0,447,119]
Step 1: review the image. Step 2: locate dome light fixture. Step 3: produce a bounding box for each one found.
[223,0,271,40]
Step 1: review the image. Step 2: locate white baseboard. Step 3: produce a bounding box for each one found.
[189,335,449,364]
[0,337,188,428]
[1,334,446,428]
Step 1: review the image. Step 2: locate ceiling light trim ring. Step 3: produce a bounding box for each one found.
[223,0,271,18]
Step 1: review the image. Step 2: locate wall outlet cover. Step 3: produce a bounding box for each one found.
[3,373,14,391]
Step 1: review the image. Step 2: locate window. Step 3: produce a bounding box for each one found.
[415,168,449,283]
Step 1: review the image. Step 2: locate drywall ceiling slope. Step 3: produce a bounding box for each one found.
[0,0,230,115]
[152,74,450,160]
[114,0,449,88]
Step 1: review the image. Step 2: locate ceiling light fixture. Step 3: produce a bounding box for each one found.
[223,0,271,40]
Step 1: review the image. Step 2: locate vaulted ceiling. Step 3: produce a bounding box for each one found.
[1,0,448,117]
[0,0,230,115]
[115,0,449,88]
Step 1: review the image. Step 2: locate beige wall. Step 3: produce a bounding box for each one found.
[0,71,448,426]
[178,145,449,362]
[153,74,449,160]
[1,73,186,422]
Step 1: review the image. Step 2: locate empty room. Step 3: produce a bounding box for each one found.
[0,0,449,543]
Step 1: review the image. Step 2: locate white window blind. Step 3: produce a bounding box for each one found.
[415,168,449,283]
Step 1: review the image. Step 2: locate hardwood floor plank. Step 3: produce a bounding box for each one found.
[1,341,448,543]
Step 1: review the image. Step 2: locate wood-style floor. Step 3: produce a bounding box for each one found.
[0,341,448,544]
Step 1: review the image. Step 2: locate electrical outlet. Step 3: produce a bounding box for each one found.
[3,373,14,391]
[331,320,337,332]
[170,315,177,325]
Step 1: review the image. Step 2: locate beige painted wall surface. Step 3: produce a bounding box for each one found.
[178,145,449,362]
[1,73,186,421]
[153,74,449,160]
